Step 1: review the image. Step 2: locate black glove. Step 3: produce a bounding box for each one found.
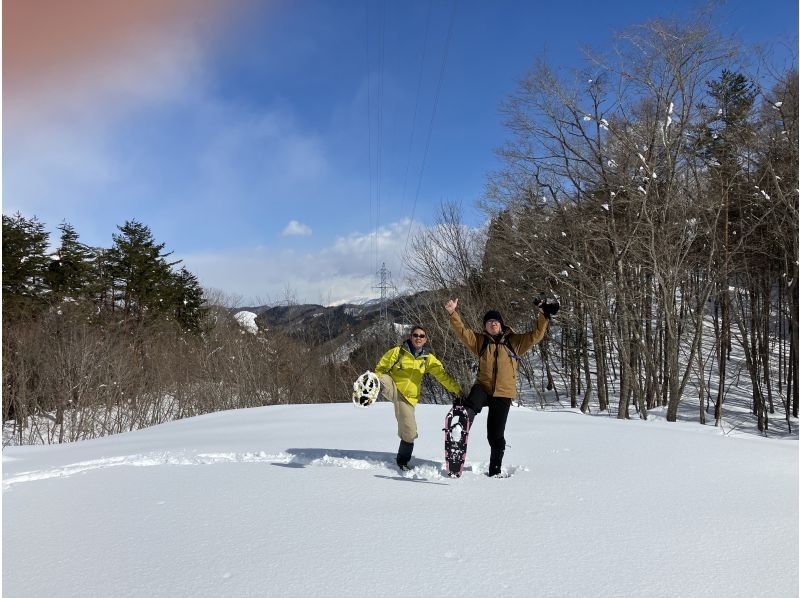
[542,301,560,319]
[535,295,560,319]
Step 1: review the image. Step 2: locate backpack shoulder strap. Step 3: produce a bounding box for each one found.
[478,335,519,361]
[478,335,492,358]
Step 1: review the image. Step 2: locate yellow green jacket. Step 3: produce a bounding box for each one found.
[374,341,462,406]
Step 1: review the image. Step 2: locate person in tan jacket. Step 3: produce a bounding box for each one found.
[444,297,557,476]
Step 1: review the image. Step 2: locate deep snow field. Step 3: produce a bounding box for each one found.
[3,402,797,597]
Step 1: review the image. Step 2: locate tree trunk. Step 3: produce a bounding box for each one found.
[580,314,594,413]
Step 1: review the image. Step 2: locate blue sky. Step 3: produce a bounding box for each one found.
[4,0,797,304]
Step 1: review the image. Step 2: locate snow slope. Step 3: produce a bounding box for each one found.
[3,403,798,597]
[234,310,259,334]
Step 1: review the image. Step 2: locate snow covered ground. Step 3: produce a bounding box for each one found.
[3,402,797,597]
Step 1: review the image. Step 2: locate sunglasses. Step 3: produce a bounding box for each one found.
[411,333,426,339]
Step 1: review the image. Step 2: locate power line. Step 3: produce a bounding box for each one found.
[402,0,459,261]
[365,1,374,275]
[375,0,387,276]
[366,0,388,278]
[399,0,433,221]
[365,0,459,290]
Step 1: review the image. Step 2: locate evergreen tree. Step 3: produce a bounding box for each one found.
[170,267,206,333]
[102,220,205,331]
[2,213,51,318]
[47,221,95,302]
[105,220,179,325]
[697,71,758,215]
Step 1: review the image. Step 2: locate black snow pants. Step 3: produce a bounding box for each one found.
[463,384,511,474]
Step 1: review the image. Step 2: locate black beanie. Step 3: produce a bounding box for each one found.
[483,310,504,327]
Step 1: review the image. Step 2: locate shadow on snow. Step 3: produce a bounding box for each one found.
[275,448,449,484]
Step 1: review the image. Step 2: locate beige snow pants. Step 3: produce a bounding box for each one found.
[378,374,418,443]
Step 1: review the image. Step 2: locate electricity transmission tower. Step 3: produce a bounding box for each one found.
[374,262,395,330]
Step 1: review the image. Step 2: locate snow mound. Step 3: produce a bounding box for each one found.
[233,310,258,334]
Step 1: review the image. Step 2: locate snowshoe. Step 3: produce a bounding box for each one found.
[444,404,471,477]
[352,371,381,407]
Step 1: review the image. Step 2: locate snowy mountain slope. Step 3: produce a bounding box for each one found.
[3,403,798,598]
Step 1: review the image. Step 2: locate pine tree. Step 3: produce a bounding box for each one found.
[170,267,206,333]
[105,220,179,325]
[102,220,205,331]
[2,213,51,319]
[47,221,95,302]
[701,69,758,223]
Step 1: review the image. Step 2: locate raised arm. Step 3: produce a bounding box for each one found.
[446,299,481,355]
[509,312,549,355]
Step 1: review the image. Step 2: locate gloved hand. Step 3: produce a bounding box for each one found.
[451,392,465,406]
[541,301,560,319]
[535,295,560,319]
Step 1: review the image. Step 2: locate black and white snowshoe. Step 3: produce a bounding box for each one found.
[444,405,471,477]
[352,371,381,407]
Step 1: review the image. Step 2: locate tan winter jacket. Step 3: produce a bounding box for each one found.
[449,310,548,399]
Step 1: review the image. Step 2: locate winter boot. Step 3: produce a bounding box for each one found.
[488,447,504,477]
[396,440,414,470]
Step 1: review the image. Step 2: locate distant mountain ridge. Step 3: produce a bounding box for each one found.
[234,291,435,348]
[234,296,400,343]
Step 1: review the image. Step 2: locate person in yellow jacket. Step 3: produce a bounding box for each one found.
[375,325,462,470]
[445,297,557,476]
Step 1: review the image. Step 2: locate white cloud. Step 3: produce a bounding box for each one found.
[281,220,313,237]
[180,219,434,306]
[3,81,337,250]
